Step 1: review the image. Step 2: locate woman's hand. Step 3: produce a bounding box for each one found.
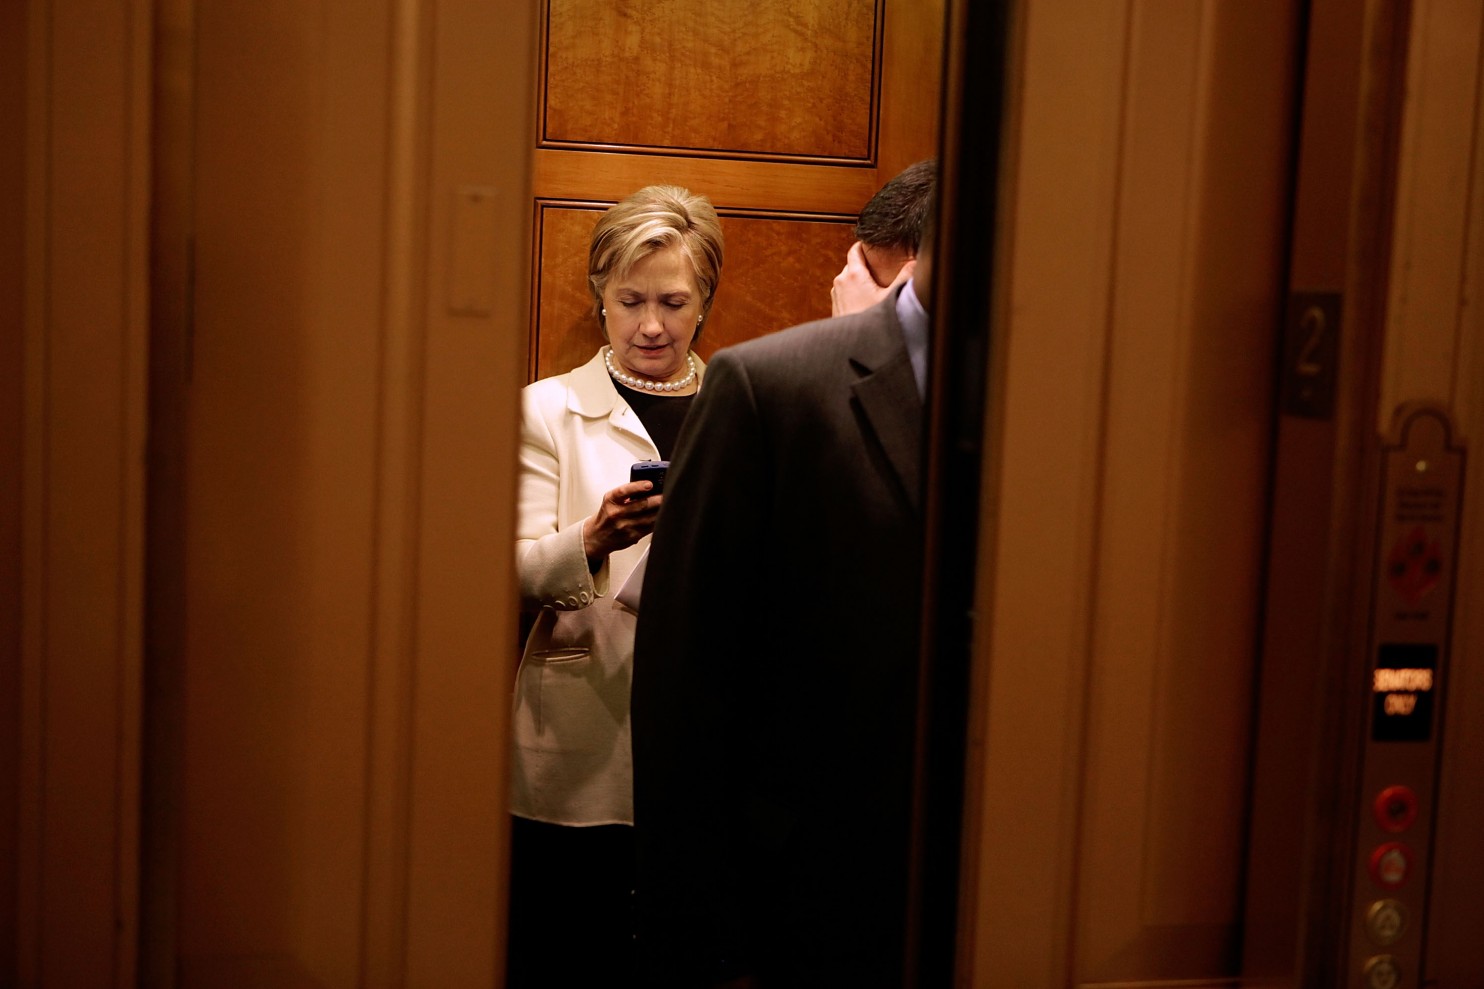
[582,480,662,567]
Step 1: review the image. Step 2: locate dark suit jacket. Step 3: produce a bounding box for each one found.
[631,290,925,988]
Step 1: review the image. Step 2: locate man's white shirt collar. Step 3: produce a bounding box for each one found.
[896,279,929,399]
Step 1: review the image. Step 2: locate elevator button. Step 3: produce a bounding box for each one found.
[1362,954,1401,989]
[1369,843,1412,889]
[1374,785,1419,833]
[1365,899,1407,946]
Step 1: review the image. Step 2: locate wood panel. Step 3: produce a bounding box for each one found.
[533,203,856,379]
[544,0,879,160]
[1115,3,1294,978]
[164,0,531,984]
[533,152,884,214]
[16,1,152,985]
[1074,2,1296,980]
[968,1,1300,986]
[530,0,943,383]
[180,2,385,980]
[965,1,1128,984]
[402,0,533,981]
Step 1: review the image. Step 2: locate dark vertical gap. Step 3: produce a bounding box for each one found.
[1235,0,1315,972]
[904,0,1011,985]
[1309,2,1415,984]
[0,1,30,983]
[139,1,196,985]
[1239,0,1417,985]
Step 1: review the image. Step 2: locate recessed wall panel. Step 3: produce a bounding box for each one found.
[533,203,856,381]
[542,0,880,160]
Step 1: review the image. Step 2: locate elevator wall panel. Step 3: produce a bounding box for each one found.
[969,2,1301,985]
[533,204,856,381]
[544,0,877,159]
[529,0,943,381]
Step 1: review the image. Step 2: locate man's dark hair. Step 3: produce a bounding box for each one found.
[853,159,937,252]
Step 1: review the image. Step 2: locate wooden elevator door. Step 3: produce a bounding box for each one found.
[164,3,940,985]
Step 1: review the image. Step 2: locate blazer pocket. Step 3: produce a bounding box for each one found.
[525,647,590,665]
[512,647,625,754]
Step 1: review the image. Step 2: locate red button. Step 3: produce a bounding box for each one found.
[1374,785,1419,833]
[1369,842,1412,889]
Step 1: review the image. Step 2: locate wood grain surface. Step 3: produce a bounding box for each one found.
[543,0,879,160]
[533,203,857,380]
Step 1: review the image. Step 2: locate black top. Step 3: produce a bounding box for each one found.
[614,380,695,460]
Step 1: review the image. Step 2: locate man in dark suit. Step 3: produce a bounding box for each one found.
[631,176,935,987]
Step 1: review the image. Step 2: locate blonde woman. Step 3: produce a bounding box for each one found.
[508,185,723,988]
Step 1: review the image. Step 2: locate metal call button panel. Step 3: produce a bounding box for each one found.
[1346,405,1466,988]
[1347,403,1472,986]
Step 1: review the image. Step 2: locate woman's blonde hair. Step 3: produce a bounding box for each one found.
[588,185,724,338]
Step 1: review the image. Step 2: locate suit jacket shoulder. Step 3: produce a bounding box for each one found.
[721,289,908,384]
[699,291,920,515]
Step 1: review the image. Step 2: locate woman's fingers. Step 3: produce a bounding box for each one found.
[588,483,663,559]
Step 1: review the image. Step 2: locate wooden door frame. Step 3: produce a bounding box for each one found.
[13,1,154,985]
[957,2,1310,985]
[137,0,537,984]
[1242,0,1412,983]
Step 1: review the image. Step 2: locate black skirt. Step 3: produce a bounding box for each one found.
[506,815,637,989]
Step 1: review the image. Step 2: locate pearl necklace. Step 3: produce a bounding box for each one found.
[604,348,697,393]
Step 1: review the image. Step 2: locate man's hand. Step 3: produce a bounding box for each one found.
[830,241,916,317]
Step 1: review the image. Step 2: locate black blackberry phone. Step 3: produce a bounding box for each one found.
[630,460,669,494]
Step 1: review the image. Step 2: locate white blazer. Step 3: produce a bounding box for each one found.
[511,347,705,825]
